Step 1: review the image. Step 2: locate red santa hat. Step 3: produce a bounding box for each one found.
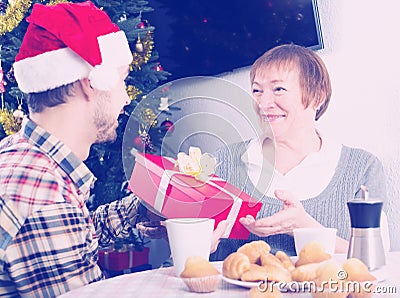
[13,1,132,93]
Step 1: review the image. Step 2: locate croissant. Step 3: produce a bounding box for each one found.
[343,258,376,298]
[275,250,295,272]
[295,241,331,267]
[312,261,348,298]
[222,252,251,280]
[259,253,292,283]
[342,258,376,282]
[237,240,271,264]
[291,262,321,282]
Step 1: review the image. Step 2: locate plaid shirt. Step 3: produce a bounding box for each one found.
[0,118,140,298]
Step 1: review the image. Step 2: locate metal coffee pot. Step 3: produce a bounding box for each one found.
[347,186,386,271]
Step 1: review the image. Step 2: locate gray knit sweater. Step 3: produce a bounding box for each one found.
[210,141,387,260]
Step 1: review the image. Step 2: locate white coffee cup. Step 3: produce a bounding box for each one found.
[165,218,215,276]
[293,227,337,256]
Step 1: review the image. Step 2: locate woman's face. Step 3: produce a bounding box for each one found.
[252,65,316,141]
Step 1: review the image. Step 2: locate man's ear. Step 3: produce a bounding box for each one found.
[79,78,95,101]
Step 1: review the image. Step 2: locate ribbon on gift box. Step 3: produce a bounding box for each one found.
[154,158,242,238]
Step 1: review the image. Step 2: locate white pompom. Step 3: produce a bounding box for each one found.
[88,65,119,91]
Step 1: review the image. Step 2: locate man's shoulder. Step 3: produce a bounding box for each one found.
[0,134,53,167]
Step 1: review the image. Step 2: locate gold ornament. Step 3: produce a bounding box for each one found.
[135,34,144,52]
[130,29,154,70]
[126,85,142,101]
[141,108,157,127]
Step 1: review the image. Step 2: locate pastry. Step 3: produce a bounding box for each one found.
[291,262,321,282]
[258,253,291,283]
[237,240,271,264]
[241,264,269,282]
[342,258,376,282]
[275,250,295,272]
[295,240,331,267]
[180,256,220,278]
[249,285,283,298]
[222,252,251,280]
[312,261,348,298]
[180,256,221,293]
[342,258,376,298]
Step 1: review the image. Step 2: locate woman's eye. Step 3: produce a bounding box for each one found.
[273,86,286,93]
[252,88,262,94]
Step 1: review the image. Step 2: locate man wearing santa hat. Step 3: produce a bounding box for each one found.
[0,2,145,297]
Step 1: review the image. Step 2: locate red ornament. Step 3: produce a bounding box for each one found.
[137,21,146,29]
[154,63,164,71]
[133,136,145,150]
[161,119,174,134]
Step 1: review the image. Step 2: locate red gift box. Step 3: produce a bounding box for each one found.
[98,246,149,271]
[128,152,262,239]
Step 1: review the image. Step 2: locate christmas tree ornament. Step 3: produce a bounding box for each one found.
[158,96,169,111]
[134,130,154,152]
[133,135,144,150]
[126,85,142,101]
[160,119,174,133]
[141,108,157,127]
[154,63,164,71]
[131,30,154,70]
[137,21,146,29]
[0,108,20,135]
[135,34,144,52]
[12,106,24,120]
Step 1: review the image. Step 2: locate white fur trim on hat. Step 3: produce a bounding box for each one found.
[14,48,91,93]
[14,31,132,93]
[88,31,132,91]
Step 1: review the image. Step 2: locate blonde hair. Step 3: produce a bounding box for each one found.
[250,44,331,121]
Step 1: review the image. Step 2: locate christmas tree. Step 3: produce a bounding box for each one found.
[0,0,172,210]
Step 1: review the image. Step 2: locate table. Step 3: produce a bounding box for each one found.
[57,253,400,298]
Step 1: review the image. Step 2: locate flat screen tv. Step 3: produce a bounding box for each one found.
[148,0,324,81]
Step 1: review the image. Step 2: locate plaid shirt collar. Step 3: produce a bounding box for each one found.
[22,117,95,197]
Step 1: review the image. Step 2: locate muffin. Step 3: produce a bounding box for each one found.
[180,256,221,293]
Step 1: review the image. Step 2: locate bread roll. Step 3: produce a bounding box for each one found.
[258,253,291,283]
[222,252,251,280]
[275,250,295,272]
[295,241,331,267]
[180,256,219,278]
[237,240,271,264]
[342,258,376,282]
[291,262,321,282]
[311,261,348,298]
[343,258,376,298]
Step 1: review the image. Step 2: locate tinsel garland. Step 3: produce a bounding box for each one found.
[126,85,142,101]
[0,109,20,135]
[0,0,32,35]
[0,0,69,36]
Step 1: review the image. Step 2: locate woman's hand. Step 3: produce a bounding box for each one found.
[239,189,322,237]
